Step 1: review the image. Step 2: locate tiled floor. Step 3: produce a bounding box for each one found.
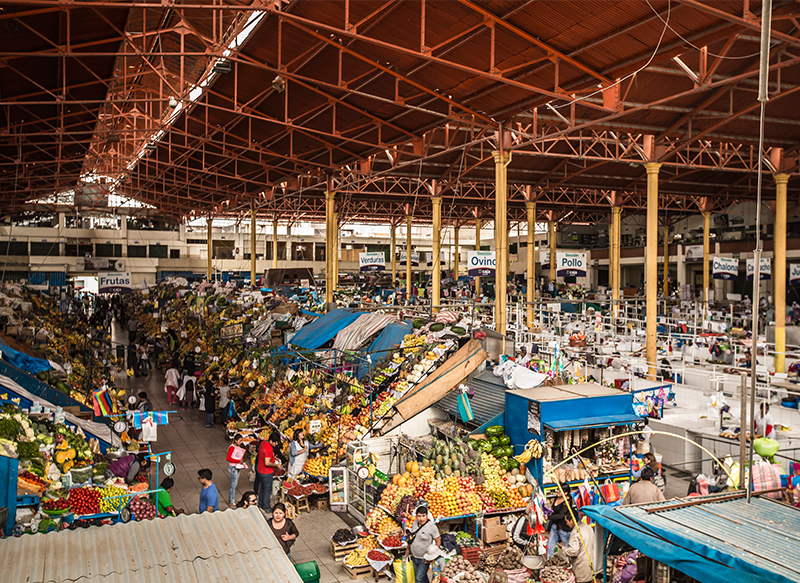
[113,324,374,582]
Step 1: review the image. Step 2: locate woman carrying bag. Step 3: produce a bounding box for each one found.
[287,429,322,482]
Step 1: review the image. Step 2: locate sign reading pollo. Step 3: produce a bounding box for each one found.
[556,252,587,277]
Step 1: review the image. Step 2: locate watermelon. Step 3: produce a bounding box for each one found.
[450,326,467,336]
[478,440,493,453]
[488,436,500,447]
[499,435,511,446]
[412,319,426,329]
[467,439,479,450]
[36,371,48,381]
[430,322,445,332]
[485,425,504,437]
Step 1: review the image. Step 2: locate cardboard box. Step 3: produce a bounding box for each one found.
[482,524,506,543]
[483,517,501,528]
[315,498,329,511]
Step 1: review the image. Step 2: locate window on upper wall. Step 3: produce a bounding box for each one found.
[30,242,60,256]
[149,245,168,259]
[94,243,122,257]
[170,249,180,259]
[127,245,147,258]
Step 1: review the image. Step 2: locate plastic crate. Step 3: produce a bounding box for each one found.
[461,546,480,565]
[16,495,39,508]
[295,561,320,583]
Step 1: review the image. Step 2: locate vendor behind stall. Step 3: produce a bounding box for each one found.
[105,453,149,484]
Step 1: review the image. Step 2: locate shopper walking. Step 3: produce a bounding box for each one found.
[268,503,299,558]
[197,469,219,513]
[546,484,572,558]
[254,432,282,512]
[226,434,247,506]
[202,374,216,427]
[406,506,441,583]
[127,317,138,343]
[164,363,180,405]
[237,491,258,509]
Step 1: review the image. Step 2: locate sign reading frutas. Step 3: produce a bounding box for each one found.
[467,250,496,277]
[359,251,386,272]
[746,258,771,281]
[791,264,800,286]
[712,256,738,280]
[98,272,132,294]
[556,252,587,277]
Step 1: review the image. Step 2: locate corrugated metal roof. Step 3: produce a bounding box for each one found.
[437,369,506,428]
[615,496,800,583]
[0,507,302,583]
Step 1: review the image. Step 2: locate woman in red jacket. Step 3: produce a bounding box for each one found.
[226,434,247,506]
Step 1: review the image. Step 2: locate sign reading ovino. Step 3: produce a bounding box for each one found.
[791,263,800,286]
[712,256,738,280]
[359,251,386,272]
[467,250,496,277]
[746,258,771,281]
[556,252,587,277]
[98,272,132,294]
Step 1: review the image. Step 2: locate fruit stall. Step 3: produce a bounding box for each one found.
[504,382,644,494]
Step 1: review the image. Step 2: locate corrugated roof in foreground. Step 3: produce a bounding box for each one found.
[0,506,302,583]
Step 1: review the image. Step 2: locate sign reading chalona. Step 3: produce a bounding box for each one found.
[98,272,132,294]
[712,256,738,280]
[467,251,496,277]
[556,252,587,277]
[359,252,386,272]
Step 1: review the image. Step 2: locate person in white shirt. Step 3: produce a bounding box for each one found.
[164,364,180,405]
[218,376,231,423]
[754,402,776,440]
[563,513,596,583]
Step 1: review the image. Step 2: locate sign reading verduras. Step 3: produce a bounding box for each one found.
[359,251,386,272]
[98,272,132,294]
[712,256,739,280]
[467,250,496,277]
[556,252,587,277]
[791,264,800,286]
[746,258,771,281]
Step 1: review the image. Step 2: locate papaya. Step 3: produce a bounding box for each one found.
[430,322,445,332]
[36,371,49,381]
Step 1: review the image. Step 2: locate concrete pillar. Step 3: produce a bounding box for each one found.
[432,195,442,314]
[702,210,711,307]
[475,217,482,297]
[391,222,397,300]
[272,220,278,270]
[663,224,669,297]
[250,209,257,289]
[454,225,460,282]
[406,215,412,301]
[207,217,213,281]
[526,201,536,328]
[493,150,511,336]
[549,220,557,282]
[611,206,622,316]
[645,162,662,379]
[325,191,335,304]
[775,173,790,373]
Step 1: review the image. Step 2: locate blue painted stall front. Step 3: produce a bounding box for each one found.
[505,383,642,490]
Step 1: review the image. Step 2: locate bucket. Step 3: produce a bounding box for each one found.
[295,561,320,583]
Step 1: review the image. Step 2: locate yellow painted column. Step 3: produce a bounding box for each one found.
[207,217,213,281]
[432,196,442,314]
[526,201,536,328]
[333,212,339,297]
[406,215,412,302]
[475,218,482,297]
[391,223,397,300]
[702,210,711,307]
[663,224,669,297]
[325,191,335,304]
[775,173,790,373]
[611,207,622,317]
[549,221,557,282]
[272,220,278,270]
[493,150,511,336]
[645,162,662,379]
[250,209,257,289]
[454,225,460,282]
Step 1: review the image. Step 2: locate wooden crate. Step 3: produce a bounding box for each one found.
[330,540,359,561]
[343,563,372,580]
[480,541,509,558]
[371,567,391,581]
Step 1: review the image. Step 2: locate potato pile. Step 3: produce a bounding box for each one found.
[539,565,572,582]
[494,546,524,570]
[442,555,480,582]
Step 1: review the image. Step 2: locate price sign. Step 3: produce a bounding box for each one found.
[309,419,322,433]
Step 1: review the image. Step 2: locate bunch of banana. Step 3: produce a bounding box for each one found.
[344,549,369,567]
[514,439,544,464]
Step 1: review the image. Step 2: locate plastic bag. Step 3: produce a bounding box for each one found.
[503,568,530,583]
[141,417,157,442]
[394,558,415,583]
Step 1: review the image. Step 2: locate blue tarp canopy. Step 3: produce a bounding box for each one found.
[289,309,363,350]
[583,496,800,583]
[356,320,413,379]
[0,344,52,375]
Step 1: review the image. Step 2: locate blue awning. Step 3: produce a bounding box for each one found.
[544,413,641,431]
[356,321,413,379]
[289,309,363,349]
[0,344,52,375]
[584,496,800,583]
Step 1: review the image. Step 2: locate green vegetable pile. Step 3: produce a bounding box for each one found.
[16,441,40,460]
